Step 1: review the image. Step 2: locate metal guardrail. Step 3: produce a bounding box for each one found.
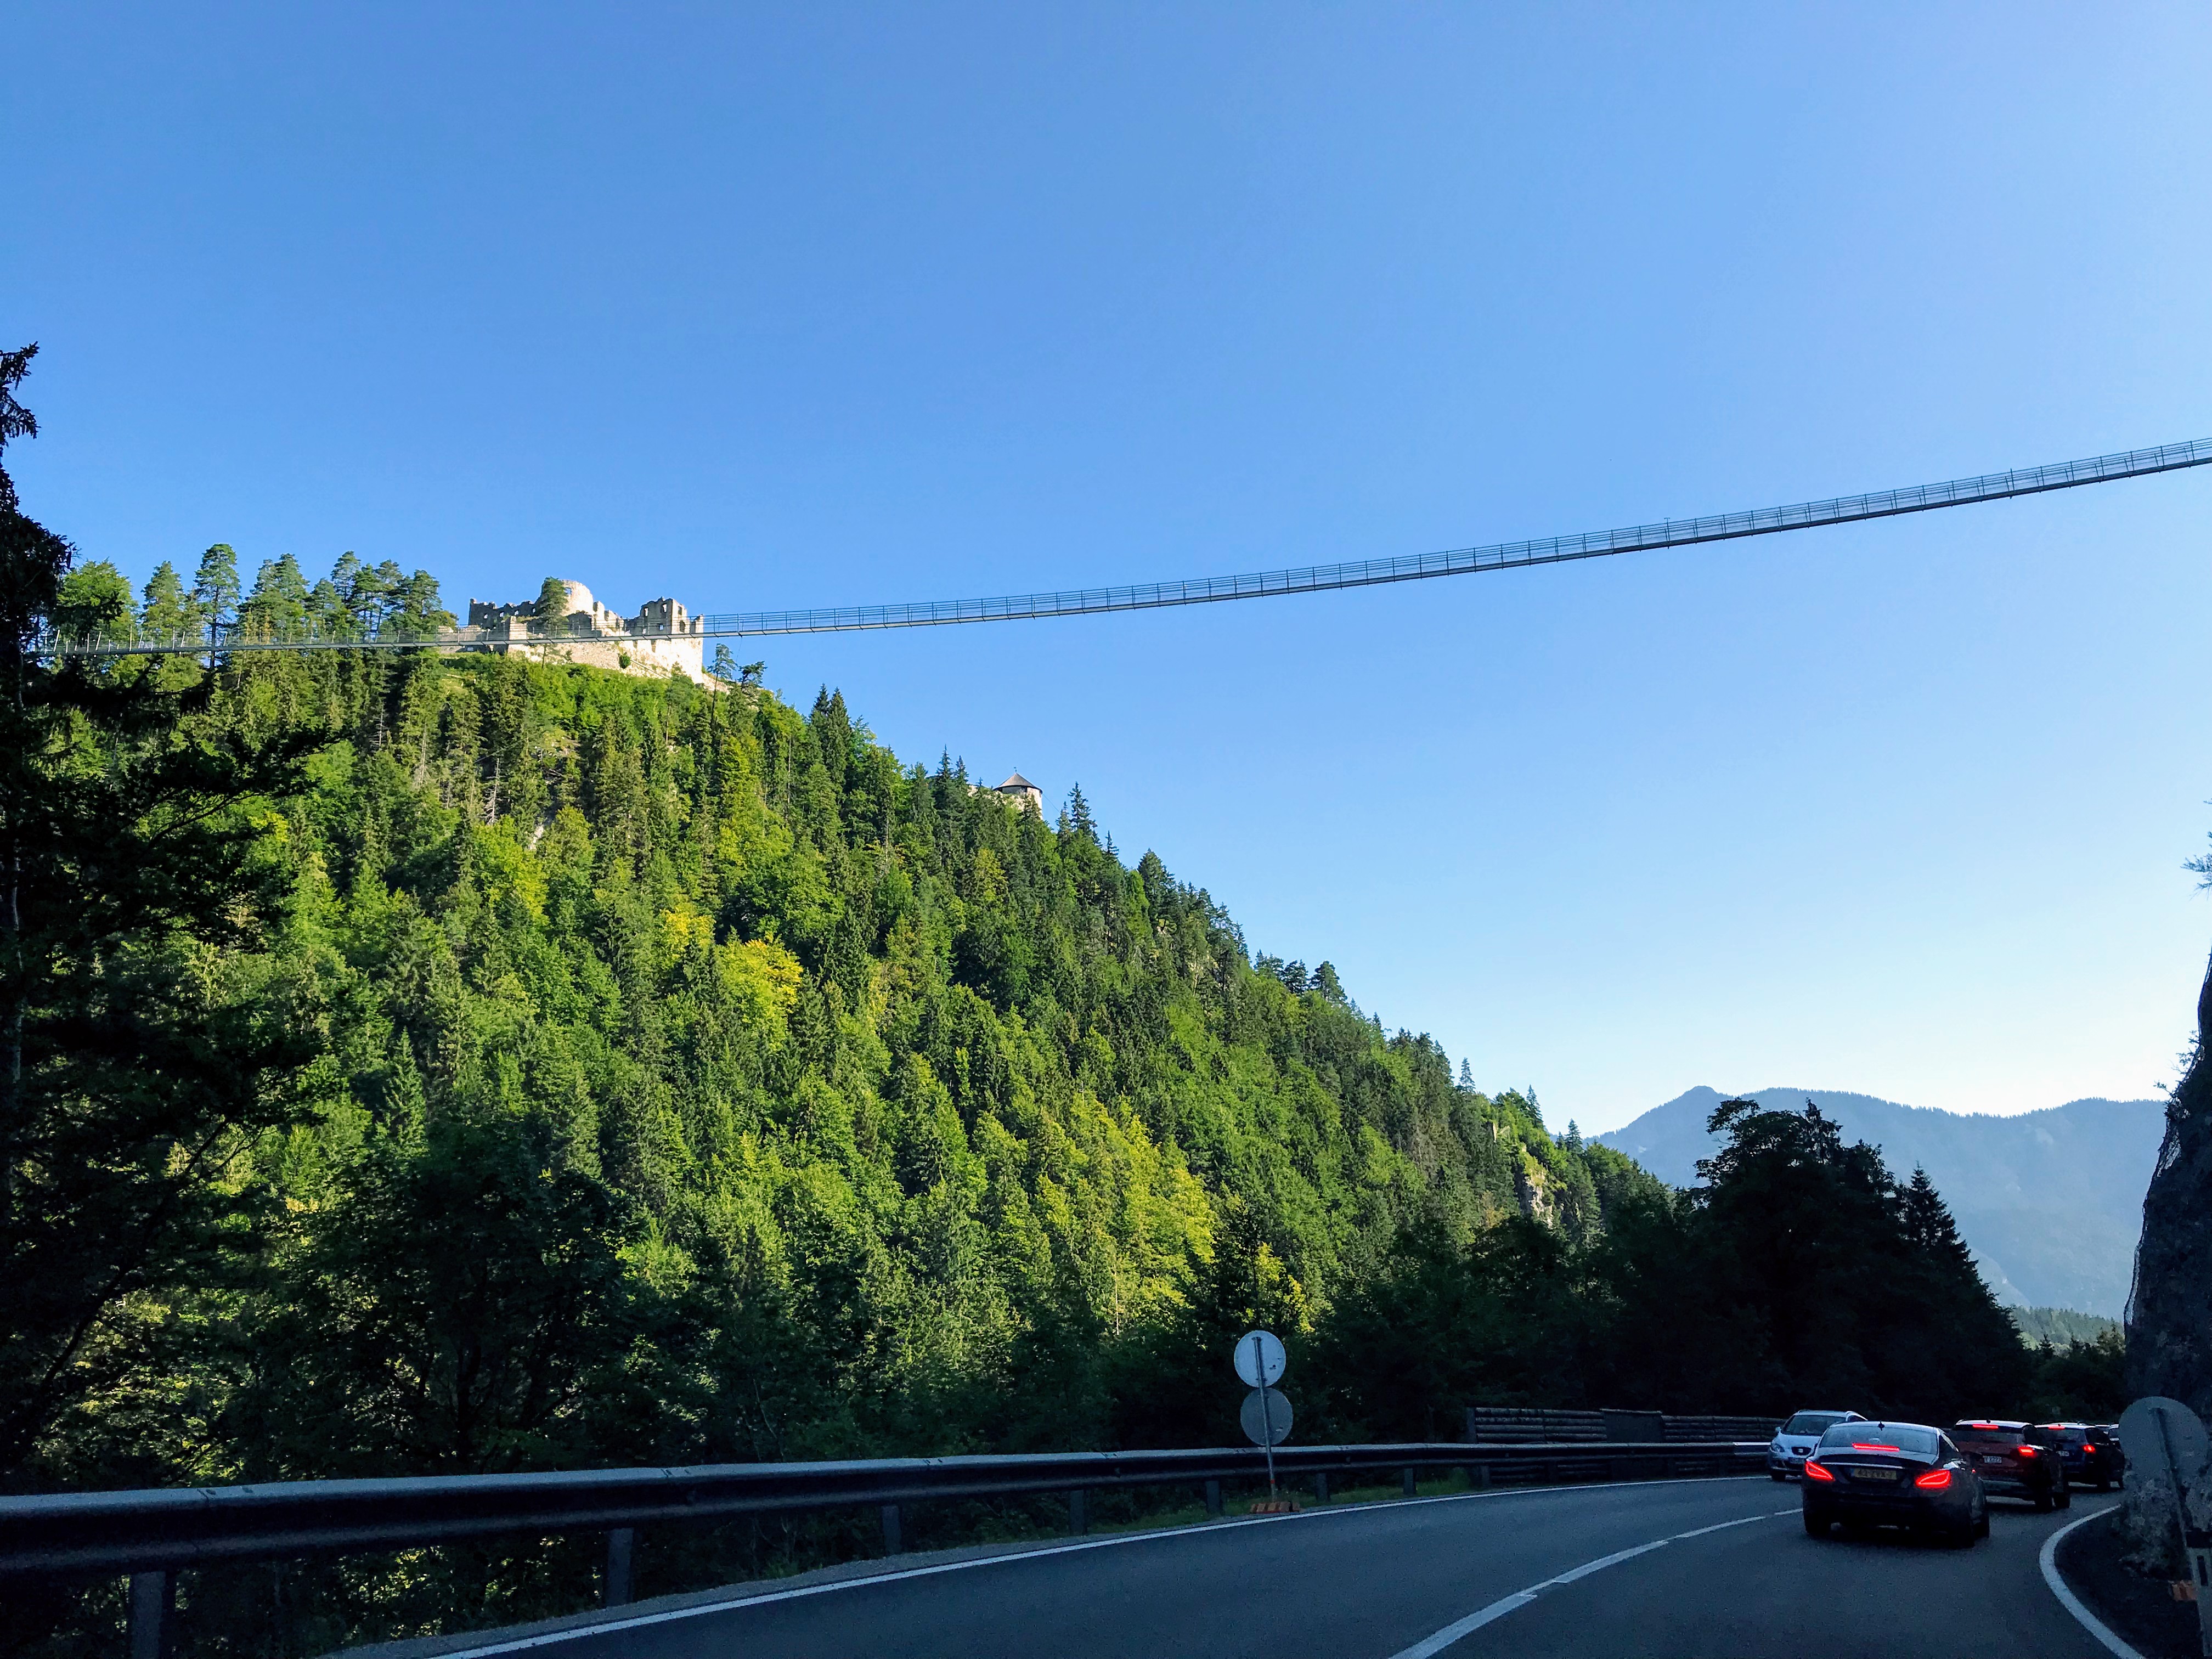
[0,1440,1761,1580]
[32,438,2212,658]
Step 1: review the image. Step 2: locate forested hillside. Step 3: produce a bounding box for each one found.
[21,543,1675,1492]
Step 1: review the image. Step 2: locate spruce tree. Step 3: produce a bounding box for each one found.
[0,346,320,1483]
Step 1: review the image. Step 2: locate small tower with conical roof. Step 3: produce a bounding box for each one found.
[994,772,1043,815]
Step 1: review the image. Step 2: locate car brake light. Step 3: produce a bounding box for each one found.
[1914,1469,1953,1489]
[1803,1460,1836,1482]
[1850,1443,1903,1453]
[2017,1446,2038,1458]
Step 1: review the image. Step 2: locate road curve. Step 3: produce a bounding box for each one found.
[431,1479,2121,1659]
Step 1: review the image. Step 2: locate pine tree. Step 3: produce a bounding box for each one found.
[139,562,194,641]
[0,346,321,1481]
[191,543,240,634]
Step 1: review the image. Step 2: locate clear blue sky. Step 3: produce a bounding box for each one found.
[8,3,2210,1133]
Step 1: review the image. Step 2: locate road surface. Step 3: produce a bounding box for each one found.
[435,1477,2120,1659]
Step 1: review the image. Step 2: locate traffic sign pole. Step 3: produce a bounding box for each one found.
[1251,1333,1276,1494]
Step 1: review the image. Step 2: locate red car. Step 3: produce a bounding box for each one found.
[1951,1420,2072,1510]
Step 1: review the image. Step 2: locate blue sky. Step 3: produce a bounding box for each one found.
[8,3,2210,1132]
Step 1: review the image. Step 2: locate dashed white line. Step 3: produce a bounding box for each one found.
[1384,1508,1797,1659]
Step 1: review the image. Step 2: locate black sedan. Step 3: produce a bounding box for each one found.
[1801,1421,1987,1546]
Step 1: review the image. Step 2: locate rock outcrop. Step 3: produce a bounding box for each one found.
[2122,944,2212,1568]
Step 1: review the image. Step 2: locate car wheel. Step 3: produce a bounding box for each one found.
[2095,1474,2110,1493]
[1974,1508,1990,1539]
[2033,1483,2055,1513]
[1804,1510,1830,1538]
[2057,1481,2072,1511]
[1771,1471,1786,1482]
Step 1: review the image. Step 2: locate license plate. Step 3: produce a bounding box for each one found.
[1851,1467,1899,1482]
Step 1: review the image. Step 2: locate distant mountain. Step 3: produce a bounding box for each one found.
[1597,1087,2165,1318]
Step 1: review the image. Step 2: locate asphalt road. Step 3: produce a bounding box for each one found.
[440,1478,2120,1659]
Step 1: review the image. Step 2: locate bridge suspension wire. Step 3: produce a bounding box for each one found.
[36,436,2212,659]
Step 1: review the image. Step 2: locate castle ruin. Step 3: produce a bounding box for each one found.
[462,580,711,685]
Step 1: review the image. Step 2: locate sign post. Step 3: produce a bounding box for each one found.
[1235,1329,1290,1494]
[2120,1396,2212,1657]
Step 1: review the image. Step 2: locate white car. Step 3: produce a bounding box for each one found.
[1768,1409,1866,1480]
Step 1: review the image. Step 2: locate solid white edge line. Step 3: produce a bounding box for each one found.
[2040,1508,2149,1659]
[1383,1507,1796,1659]
[427,1474,1770,1658]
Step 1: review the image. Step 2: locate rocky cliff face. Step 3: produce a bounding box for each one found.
[2122,946,2212,1567]
[2128,950,2212,1410]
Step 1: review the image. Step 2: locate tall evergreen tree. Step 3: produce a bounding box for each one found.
[190,543,239,634]
[0,346,320,1485]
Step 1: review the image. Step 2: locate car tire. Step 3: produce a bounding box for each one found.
[1804,1510,1830,1538]
[1974,1508,1990,1539]
[1771,1471,1786,1482]
[2056,1480,2072,1511]
[2095,1474,2111,1493]
[2033,1487,2054,1513]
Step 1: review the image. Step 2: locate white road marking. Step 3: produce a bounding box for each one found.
[426,1475,1769,1657]
[2039,1507,2147,1659]
[1384,1508,1797,1659]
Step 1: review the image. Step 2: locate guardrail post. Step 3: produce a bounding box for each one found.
[1204,1479,1222,1519]
[1069,1489,1087,1536]
[1472,1462,1491,1488]
[129,1570,171,1659]
[880,1503,903,1556]
[1313,1471,1329,1504]
[603,1528,634,1607]
[1402,1468,1418,1498]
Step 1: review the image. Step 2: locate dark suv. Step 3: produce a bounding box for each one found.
[2040,1423,2126,1491]
[1951,1420,2072,1510]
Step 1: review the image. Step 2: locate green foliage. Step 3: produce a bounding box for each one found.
[1302,1102,2031,1437]
[2025,1330,2128,1423]
[0,347,324,1490]
[535,577,571,630]
[2011,1305,2120,1347]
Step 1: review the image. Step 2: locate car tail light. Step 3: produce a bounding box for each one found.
[1803,1460,1836,1483]
[1914,1469,1953,1489]
[2017,1446,2039,1458]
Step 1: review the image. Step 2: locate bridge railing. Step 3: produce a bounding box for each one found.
[5,1440,1763,1652]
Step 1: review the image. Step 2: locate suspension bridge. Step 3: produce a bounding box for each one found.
[36,436,2212,659]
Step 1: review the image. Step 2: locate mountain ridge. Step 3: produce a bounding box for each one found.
[1597,1086,2163,1317]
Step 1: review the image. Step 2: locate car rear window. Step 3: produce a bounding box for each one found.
[1953,1424,2024,1448]
[1785,1413,1848,1435]
[1819,1424,1940,1456]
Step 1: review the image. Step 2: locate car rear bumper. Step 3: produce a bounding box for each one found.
[1805,1488,1959,1527]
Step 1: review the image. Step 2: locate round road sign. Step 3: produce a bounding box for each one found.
[2120,1396,2210,1493]
[1240,1386,1294,1447]
[1234,1329,1287,1389]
